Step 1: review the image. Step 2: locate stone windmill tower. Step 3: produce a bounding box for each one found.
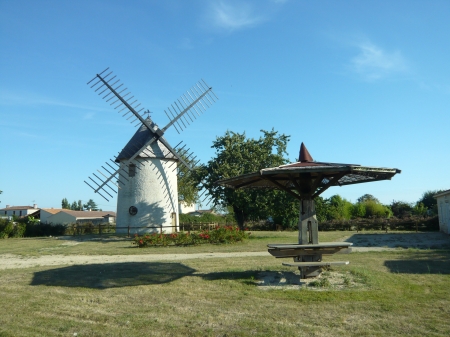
[84,68,218,234]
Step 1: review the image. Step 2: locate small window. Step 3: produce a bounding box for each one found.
[128,164,136,177]
[20,211,22,216]
[13,211,16,215]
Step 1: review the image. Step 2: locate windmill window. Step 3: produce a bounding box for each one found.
[128,164,136,177]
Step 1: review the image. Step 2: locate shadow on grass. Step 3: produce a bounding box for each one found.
[201,270,259,285]
[384,251,450,274]
[30,262,196,289]
[345,232,450,249]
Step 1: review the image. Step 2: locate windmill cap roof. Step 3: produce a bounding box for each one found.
[116,119,177,162]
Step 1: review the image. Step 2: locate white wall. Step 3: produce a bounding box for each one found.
[40,209,62,223]
[45,212,77,225]
[436,193,450,234]
[116,157,179,234]
[1,207,37,217]
[179,201,195,214]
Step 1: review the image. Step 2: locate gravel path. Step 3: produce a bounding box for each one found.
[1,232,448,270]
[0,252,270,270]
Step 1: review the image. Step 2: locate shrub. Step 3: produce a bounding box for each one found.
[133,225,250,247]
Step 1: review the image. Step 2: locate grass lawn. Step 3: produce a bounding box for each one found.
[0,231,449,336]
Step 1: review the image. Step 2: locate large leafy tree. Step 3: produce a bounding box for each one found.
[177,153,201,207]
[199,129,297,228]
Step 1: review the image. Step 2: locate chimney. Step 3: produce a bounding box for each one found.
[6,205,9,208]
[33,204,37,209]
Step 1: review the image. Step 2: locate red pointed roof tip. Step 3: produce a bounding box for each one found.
[299,142,313,162]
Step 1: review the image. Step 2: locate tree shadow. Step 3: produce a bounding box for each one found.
[200,270,259,285]
[30,262,196,289]
[384,251,450,274]
[344,232,450,249]
[131,201,167,232]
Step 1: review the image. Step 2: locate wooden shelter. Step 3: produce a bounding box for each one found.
[217,143,401,278]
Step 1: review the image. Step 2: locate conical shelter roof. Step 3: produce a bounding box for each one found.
[115,120,176,162]
[217,143,401,200]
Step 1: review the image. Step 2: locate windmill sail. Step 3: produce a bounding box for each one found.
[85,68,218,201]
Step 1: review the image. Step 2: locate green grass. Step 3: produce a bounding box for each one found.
[0,232,449,336]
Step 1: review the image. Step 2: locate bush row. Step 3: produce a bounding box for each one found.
[133,225,250,247]
[0,218,67,238]
[317,216,439,232]
[0,217,115,238]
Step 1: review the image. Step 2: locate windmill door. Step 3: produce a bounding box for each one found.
[171,212,177,232]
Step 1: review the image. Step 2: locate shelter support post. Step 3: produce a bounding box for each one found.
[298,199,318,245]
[297,199,321,278]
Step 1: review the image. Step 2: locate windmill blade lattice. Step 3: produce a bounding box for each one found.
[84,68,218,202]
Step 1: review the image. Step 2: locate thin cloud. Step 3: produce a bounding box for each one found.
[207,1,265,31]
[351,42,408,80]
[0,90,108,112]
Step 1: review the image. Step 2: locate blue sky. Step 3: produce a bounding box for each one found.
[1,0,449,211]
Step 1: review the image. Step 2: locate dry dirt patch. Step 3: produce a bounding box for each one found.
[256,270,364,290]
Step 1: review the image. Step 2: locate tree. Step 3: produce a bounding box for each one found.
[357,194,379,204]
[61,198,70,209]
[83,199,99,211]
[351,202,366,218]
[363,199,391,218]
[390,201,413,218]
[417,190,444,215]
[413,202,427,216]
[69,200,83,211]
[177,164,201,207]
[327,195,353,220]
[199,129,295,228]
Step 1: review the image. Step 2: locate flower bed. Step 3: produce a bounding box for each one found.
[133,225,250,247]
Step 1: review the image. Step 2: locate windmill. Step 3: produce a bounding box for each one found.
[84,68,218,234]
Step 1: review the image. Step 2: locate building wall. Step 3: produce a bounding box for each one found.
[45,212,77,225]
[179,201,195,214]
[1,208,37,217]
[46,212,114,225]
[116,157,179,234]
[40,209,63,223]
[436,193,450,234]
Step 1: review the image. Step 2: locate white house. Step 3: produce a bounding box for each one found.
[179,201,196,214]
[435,189,450,234]
[39,208,65,223]
[0,205,39,218]
[45,210,116,225]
